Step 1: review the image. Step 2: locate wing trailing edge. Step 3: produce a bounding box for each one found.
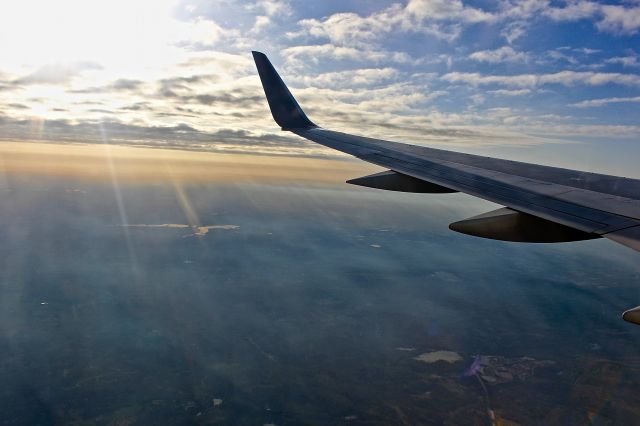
[604,226,640,252]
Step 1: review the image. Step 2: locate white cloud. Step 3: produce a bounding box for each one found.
[177,17,229,49]
[469,94,485,105]
[575,47,601,55]
[292,68,399,88]
[286,1,640,73]
[501,21,528,44]
[496,0,550,44]
[514,123,640,137]
[570,96,640,107]
[289,0,640,50]
[282,44,418,67]
[469,46,529,63]
[605,55,640,67]
[247,0,292,33]
[499,0,550,20]
[488,89,532,96]
[546,49,579,65]
[545,1,640,35]
[290,0,495,48]
[403,0,495,24]
[251,15,271,33]
[598,4,640,34]
[295,12,393,46]
[544,1,600,21]
[442,70,640,88]
[248,0,291,17]
[16,62,102,85]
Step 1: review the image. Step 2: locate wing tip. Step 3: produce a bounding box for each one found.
[252,50,316,130]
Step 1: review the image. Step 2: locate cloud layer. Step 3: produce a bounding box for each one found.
[0,0,638,158]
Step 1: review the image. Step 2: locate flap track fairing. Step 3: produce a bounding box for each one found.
[449,207,600,243]
[347,170,457,193]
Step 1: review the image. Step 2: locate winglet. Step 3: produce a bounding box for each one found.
[252,51,316,130]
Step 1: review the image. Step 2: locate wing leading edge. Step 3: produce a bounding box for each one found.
[251,51,640,254]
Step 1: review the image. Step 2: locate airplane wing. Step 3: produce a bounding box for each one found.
[251,51,640,254]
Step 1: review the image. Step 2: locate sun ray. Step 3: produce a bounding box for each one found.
[99,122,139,276]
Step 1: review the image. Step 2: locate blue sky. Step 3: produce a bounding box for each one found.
[0,0,639,172]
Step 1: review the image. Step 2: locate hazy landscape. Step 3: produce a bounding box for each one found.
[0,143,639,425]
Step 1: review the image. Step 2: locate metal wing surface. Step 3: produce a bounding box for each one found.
[252,51,640,253]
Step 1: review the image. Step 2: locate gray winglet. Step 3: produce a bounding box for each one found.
[252,51,316,130]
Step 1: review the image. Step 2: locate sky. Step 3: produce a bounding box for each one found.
[0,0,639,174]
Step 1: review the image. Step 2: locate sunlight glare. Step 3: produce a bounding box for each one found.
[0,0,193,76]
